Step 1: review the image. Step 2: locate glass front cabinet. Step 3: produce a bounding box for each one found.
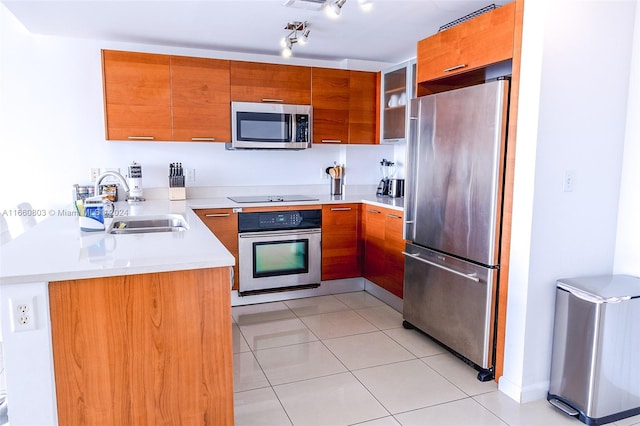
[380,59,416,144]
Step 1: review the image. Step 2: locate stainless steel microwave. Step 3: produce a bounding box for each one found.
[230,102,312,150]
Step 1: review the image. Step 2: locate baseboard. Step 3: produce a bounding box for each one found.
[363,279,403,312]
[499,376,550,403]
[231,277,365,306]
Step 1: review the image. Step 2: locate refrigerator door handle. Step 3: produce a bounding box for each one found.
[402,251,481,283]
[403,100,420,241]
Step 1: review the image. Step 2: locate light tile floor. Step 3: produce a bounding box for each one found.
[232,291,640,426]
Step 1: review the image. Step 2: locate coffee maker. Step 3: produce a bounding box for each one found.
[376,158,396,196]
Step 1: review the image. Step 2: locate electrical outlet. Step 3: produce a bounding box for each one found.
[10,297,37,332]
[563,170,575,192]
[90,168,101,182]
[186,168,196,182]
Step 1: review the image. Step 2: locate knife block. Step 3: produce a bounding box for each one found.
[169,187,186,201]
[169,175,186,201]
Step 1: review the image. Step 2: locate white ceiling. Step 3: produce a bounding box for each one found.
[1,0,509,64]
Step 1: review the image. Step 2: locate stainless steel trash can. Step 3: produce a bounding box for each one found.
[548,275,640,425]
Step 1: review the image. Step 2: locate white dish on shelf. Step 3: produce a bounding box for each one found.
[388,94,399,108]
[398,92,407,106]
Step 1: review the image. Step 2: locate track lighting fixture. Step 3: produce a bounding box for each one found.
[279,1,372,56]
[281,21,309,57]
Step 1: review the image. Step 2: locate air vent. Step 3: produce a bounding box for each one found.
[283,0,326,11]
[439,4,497,32]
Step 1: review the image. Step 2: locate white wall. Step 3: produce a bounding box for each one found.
[614,2,640,276]
[0,3,394,214]
[500,0,638,402]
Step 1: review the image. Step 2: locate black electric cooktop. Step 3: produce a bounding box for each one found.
[227,195,319,203]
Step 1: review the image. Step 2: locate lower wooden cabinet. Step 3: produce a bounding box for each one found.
[195,208,239,290]
[49,268,234,425]
[321,204,362,280]
[383,209,405,298]
[363,205,405,298]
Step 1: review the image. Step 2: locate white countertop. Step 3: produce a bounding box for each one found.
[0,191,403,285]
[187,192,404,210]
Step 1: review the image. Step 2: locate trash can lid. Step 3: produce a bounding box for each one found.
[556,275,640,303]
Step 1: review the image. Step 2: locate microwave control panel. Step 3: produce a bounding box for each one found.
[295,114,309,142]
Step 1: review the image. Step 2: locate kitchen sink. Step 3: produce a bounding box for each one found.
[106,214,189,234]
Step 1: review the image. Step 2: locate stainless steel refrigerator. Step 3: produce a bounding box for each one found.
[403,78,510,381]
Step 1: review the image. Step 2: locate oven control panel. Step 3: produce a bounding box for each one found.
[260,212,302,227]
[238,210,322,232]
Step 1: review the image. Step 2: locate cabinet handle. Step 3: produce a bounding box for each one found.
[443,64,467,73]
[321,139,342,143]
[127,136,154,140]
[205,213,231,217]
[331,207,352,211]
[191,137,215,141]
[366,209,381,214]
[261,98,284,103]
[386,213,402,219]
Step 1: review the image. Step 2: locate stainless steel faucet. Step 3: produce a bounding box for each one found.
[94,171,130,201]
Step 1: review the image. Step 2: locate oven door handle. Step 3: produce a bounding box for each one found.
[239,228,321,238]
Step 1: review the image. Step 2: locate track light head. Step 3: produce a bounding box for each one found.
[298,28,310,45]
[325,0,347,18]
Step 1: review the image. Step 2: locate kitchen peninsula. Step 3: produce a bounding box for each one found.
[0,191,403,425]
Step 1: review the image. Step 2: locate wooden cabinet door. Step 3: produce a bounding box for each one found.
[49,269,233,425]
[321,204,362,280]
[195,209,239,290]
[384,210,405,298]
[230,61,311,104]
[102,50,172,141]
[349,70,379,144]
[311,67,350,145]
[363,206,386,286]
[417,2,515,83]
[171,56,230,142]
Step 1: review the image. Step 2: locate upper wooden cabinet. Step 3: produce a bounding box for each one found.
[103,51,379,144]
[102,50,172,141]
[311,68,379,145]
[416,2,515,84]
[171,56,231,142]
[230,61,311,104]
[102,50,231,142]
[348,70,379,144]
[311,67,350,145]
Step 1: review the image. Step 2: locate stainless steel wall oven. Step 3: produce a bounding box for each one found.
[238,209,321,295]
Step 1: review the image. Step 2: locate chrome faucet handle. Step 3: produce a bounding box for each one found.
[94,171,131,199]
